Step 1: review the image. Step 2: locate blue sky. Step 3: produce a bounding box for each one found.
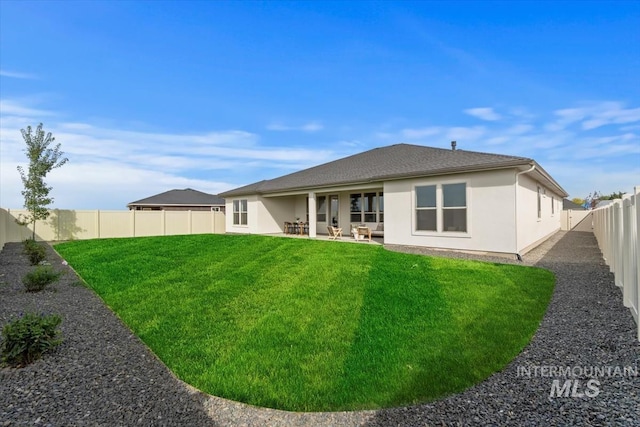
[1,0,638,209]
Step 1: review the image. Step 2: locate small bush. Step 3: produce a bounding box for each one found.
[1,312,62,367]
[22,266,62,292]
[23,239,46,265]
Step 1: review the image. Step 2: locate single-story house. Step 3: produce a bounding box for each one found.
[219,143,568,257]
[127,188,226,212]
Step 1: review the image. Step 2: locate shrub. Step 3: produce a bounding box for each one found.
[22,266,62,292]
[1,312,62,367]
[23,239,46,265]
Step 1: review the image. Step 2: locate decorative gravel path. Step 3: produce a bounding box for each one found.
[1,223,639,426]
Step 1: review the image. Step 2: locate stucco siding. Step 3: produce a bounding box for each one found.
[260,196,298,233]
[384,169,517,254]
[225,195,300,235]
[516,173,563,253]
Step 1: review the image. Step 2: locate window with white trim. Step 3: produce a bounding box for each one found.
[442,183,467,232]
[551,196,555,215]
[233,199,247,225]
[364,192,377,222]
[350,192,384,223]
[416,185,437,231]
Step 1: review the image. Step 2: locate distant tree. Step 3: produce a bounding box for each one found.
[571,197,585,206]
[599,191,625,200]
[16,123,68,240]
[583,190,626,209]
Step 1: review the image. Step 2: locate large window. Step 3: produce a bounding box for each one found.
[350,191,384,223]
[416,185,437,231]
[415,183,467,233]
[233,199,247,225]
[442,183,466,232]
[317,196,327,222]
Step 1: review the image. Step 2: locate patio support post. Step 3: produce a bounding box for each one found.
[308,192,317,238]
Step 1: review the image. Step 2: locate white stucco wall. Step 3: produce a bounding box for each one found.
[516,173,563,253]
[383,169,518,254]
[225,195,297,234]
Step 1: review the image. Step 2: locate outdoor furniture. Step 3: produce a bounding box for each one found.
[371,223,384,237]
[284,221,293,234]
[291,222,300,235]
[327,226,343,240]
[286,221,308,236]
[357,226,372,242]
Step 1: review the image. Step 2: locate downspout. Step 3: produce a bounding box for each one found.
[514,164,536,261]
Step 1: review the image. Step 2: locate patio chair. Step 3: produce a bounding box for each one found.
[357,226,372,242]
[284,221,292,234]
[327,225,343,240]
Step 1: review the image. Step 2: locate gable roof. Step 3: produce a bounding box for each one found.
[127,188,225,207]
[220,143,568,197]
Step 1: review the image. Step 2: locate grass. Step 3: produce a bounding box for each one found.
[54,234,555,412]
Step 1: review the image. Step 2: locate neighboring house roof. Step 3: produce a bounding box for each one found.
[127,188,225,207]
[563,199,587,210]
[220,143,568,197]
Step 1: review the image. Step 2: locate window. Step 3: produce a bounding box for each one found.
[233,199,247,225]
[416,185,437,231]
[349,192,384,223]
[537,186,542,219]
[551,196,555,214]
[317,196,327,222]
[350,193,362,222]
[442,183,466,232]
[364,192,377,222]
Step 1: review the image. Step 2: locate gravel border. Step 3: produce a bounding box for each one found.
[1,227,639,426]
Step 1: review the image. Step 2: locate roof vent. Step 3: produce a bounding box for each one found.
[451,140,457,151]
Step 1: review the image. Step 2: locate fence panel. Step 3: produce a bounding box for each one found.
[592,187,640,341]
[0,208,226,250]
[134,211,164,237]
[165,211,190,235]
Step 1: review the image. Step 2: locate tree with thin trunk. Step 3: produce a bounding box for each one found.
[16,123,68,240]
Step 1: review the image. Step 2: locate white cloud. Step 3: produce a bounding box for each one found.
[267,121,323,132]
[0,100,54,118]
[0,69,37,79]
[464,107,502,121]
[1,99,336,209]
[547,102,640,132]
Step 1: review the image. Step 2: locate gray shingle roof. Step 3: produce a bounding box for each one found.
[562,199,587,210]
[128,188,225,207]
[221,143,566,197]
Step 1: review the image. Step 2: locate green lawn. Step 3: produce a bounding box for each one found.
[55,234,554,412]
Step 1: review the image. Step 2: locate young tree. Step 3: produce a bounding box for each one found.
[16,123,68,240]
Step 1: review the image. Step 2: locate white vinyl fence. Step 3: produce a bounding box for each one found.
[0,208,225,249]
[592,187,640,341]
